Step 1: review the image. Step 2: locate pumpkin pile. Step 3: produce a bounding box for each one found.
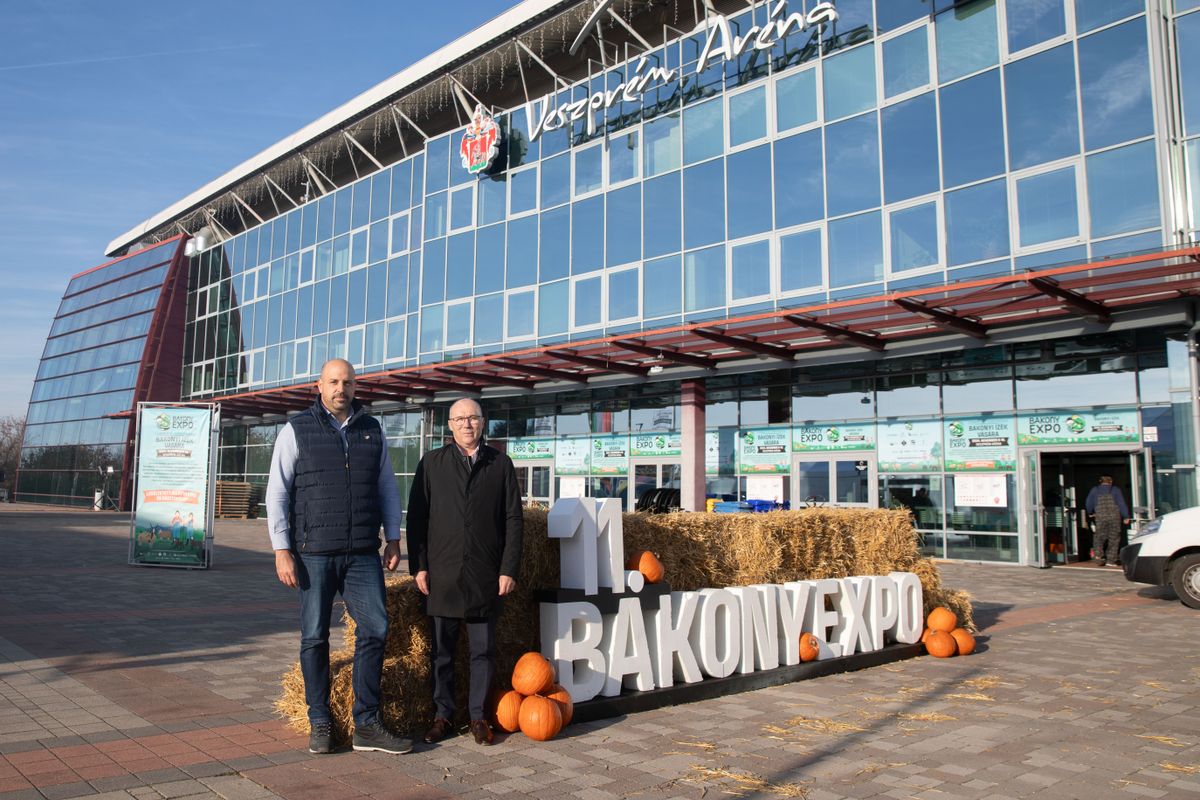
[490,652,573,741]
[626,549,664,583]
[921,606,976,658]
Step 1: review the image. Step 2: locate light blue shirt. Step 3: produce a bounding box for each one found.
[265,404,403,551]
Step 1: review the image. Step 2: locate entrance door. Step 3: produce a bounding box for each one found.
[791,454,877,508]
[514,460,553,506]
[630,460,681,511]
[1018,450,1045,568]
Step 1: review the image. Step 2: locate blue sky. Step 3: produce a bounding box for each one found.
[0,0,511,418]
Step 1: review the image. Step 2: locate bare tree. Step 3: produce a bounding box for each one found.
[0,415,26,502]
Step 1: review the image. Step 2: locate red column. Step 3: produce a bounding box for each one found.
[680,380,706,512]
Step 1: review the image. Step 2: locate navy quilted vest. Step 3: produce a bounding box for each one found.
[289,399,384,554]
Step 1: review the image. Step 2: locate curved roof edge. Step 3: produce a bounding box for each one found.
[105,0,563,257]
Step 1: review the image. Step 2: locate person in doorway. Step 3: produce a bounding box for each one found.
[1085,475,1130,567]
[266,358,412,756]
[407,398,523,746]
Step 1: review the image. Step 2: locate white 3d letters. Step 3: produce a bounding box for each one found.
[540,601,606,701]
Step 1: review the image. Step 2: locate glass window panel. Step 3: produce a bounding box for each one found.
[539,280,568,335]
[683,99,723,165]
[391,159,412,212]
[350,230,368,268]
[774,130,824,227]
[477,176,506,226]
[507,215,538,288]
[608,267,639,321]
[890,202,939,271]
[1007,0,1065,53]
[345,329,362,367]
[351,183,370,230]
[878,0,928,31]
[445,303,471,348]
[311,280,330,335]
[727,144,772,239]
[572,197,605,274]
[644,254,682,318]
[1091,230,1161,258]
[511,167,538,214]
[823,43,876,121]
[474,293,503,344]
[328,274,348,332]
[364,321,384,365]
[1079,18,1153,151]
[946,178,1010,265]
[419,304,443,352]
[540,206,570,281]
[1006,44,1079,170]
[421,238,446,304]
[829,211,883,287]
[683,159,726,249]
[684,246,725,311]
[609,130,640,184]
[882,27,929,98]
[371,171,390,222]
[731,239,770,301]
[541,154,570,208]
[368,220,389,265]
[936,0,998,83]
[881,92,939,204]
[1181,13,1200,138]
[507,291,535,338]
[606,184,641,267]
[644,112,681,176]
[644,172,682,258]
[390,215,409,255]
[347,269,367,327]
[386,256,407,318]
[1017,167,1079,246]
[1087,140,1160,236]
[446,231,474,300]
[425,136,449,194]
[939,69,1005,188]
[729,86,767,146]
[825,112,881,217]
[780,228,823,292]
[450,186,473,229]
[425,192,447,239]
[1075,0,1143,33]
[574,145,603,195]
[775,68,817,132]
[475,223,505,295]
[574,276,602,327]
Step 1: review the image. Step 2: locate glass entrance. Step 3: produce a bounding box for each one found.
[1018,450,1045,567]
[630,460,681,511]
[791,454,876,508]
[515,461,553,507]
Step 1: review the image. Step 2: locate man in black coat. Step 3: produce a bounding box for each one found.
[407,398,523,745]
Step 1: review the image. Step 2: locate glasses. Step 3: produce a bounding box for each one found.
[449,415,483,426]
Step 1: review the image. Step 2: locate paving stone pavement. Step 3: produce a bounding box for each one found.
[1,504,1198,800]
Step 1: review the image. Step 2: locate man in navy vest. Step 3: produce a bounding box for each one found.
[266,358,411,755]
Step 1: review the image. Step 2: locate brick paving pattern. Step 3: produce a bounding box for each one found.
[1,503,1198,799]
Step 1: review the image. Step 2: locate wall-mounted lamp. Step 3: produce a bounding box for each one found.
[648,365,665,375]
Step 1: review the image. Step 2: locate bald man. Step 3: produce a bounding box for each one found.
[407,398,523,746]
[266,359,411,755]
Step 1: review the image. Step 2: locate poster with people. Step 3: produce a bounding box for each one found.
[737,427,790,473]
[943,416,1017,472]
[129,404,216,568]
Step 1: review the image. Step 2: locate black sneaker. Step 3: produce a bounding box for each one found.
[352,721,413,754]
[308,721,333,754]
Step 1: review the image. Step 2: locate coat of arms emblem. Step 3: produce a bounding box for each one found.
[459,104,500,174]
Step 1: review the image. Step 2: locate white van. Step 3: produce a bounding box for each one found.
[1120,507,1200,609]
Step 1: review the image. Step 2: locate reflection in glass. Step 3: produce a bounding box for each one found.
[1017,167,1078,247]
[574,276,602,327]
[684,246,725,311]
[474,294,503,345]
[881,93,939,204]
[1006,0,1065,52]
[608,267,638,321]
[540,206,570,282]
[643,254,682,319]
[606,184,641,266]
[882,473,943,532]
[1006,44,1079,170]
[936,0,998,84]
[729,85,767,146]
[1075,0,1143,33]
[644,171,682,258]
[728,144,773,239]
[450,186,473,229]
[683,98,724,164]
[780,228,822,293]
[574,145,603,195]
[541,154,570,208]
[684,159,726,249]
[823,43,876,121]
[946,179,1010,266]
[828,211,883,287]
[731,239,771,301]
[1086,141,1160,236]
[775,69,817,132]
[608,130,640,184]
[419,304,443,352]
[507,291,535,338]
[510,168,538,214]
[796,462,830,503]
[571,197,604,274]
[506,215,537,288]
[1015,358,1138,408]
[446,232,474,300]
[445,302,471,348]
[477,177,506,226]
[825,113,880,217]
[1080,18,1153,152]
[539,280,568,335]
[882,27,929,98]
[774,130,824,227]
[644,112,681,176]
[890,202,939,271]
[474,224,504,295]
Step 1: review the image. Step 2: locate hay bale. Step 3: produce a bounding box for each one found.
[277,506,972,737]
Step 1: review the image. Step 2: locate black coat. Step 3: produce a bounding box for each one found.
[406,443,523,618]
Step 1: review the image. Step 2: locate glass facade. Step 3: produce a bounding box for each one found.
[17,239,183,506]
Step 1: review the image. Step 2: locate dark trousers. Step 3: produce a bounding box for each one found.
[297,553,388,728]
[431,615,496,721]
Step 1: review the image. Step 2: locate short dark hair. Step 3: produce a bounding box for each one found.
[1099,475,1114,483]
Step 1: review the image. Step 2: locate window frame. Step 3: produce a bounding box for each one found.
[884,194,946,278]
[1008,157,1088,254]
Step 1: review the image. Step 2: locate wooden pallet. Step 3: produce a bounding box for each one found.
[215,481,254,519]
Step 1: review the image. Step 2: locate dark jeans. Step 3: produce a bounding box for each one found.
[297,552,388,729]
[431,615,496,721]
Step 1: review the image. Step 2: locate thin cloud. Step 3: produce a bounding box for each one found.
[0,42,259,72]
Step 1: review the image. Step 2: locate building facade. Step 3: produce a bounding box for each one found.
[19,0,1200,567]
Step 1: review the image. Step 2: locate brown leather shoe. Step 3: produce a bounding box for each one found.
[469,719,494,745]
[423,717,453,744]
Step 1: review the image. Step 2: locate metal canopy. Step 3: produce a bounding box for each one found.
[201,246,1200,419]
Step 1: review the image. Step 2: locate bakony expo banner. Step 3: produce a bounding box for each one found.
[130,406,213,567]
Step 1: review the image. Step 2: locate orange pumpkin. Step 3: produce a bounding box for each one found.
[926,606,957,633]
[544,683,574,727]
[518,694,563,741]
[511,652,556,696]
[799,632,820,662]
[492,689,524,733]
[920,627,933,644]
[924,629,957,658]
[626,550,665,583]
[949,628,976,656]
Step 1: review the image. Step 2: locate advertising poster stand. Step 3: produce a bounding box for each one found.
[127,402,220,569]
